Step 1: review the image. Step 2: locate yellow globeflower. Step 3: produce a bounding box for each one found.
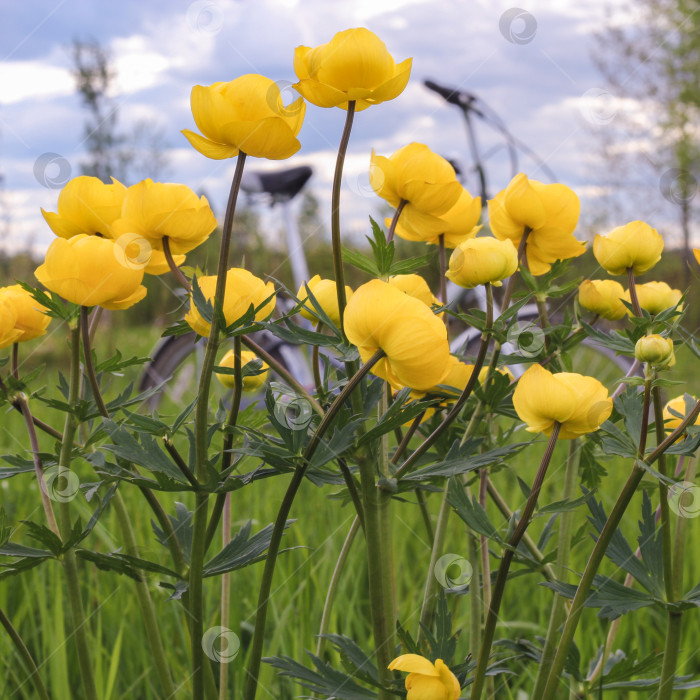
[663,395,700,431]
[35,235,146,310]
[0,285,50,342]
[293,28,411,111]
[391,186,482,247]
[635,334,675,367]
[478,365,515,385]
[41,175,126,239]
[182,74,305,160]
[344,279,451,391]
[370,143,462,240]
[185,269,276,337]
[388,274,439,309]
[447,236,518,288]
[578,279,627,321]
[488,173,585,275]
[216,350,269,392]
[0,299,22,349]
[624,281,682,316]
[296,275,353,326]
[115,179,217,256]
[388,654,460,700]
[513,364,612,439]
[593,221,663,275]
[694,248,700,265]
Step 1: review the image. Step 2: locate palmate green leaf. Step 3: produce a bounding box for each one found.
[358,388,432,447]
[190,274,213,323]
[342,246,381,277]
[595,648,662,685]
[388,252,436,276]
[581,322,636,355]
[320,634,380,686]
[598,420,638,459]
[0,553,53,580]
[447,479,501,542]
[203,519,295,578]
[152,502,193,565]
[95,350,150,374]
[76,550,181,581]
[260,318,339,347]
[535,489,596,517]
[15,281,79,323]
[307,421,362,470]
[20,521,63,555]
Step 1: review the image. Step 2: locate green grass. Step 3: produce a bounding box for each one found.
[1,325,699,699]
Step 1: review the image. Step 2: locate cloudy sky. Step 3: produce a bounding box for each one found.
[1,0,687,257]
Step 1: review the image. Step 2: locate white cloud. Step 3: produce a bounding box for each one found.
[0,60,74,105]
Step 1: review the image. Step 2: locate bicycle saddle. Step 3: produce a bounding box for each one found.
[241,165,313,201]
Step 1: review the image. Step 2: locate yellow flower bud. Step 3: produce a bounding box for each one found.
[41,175,126,239]
[387,274,439,308]
[0,299,22,349]
[446,236,518,288]
[388,654,461,700]
[593,221,663,275]
[512,364,612,439]
[663,395,700,431]
[344,279,451,391]
[35,235,147,310]
[182,74,305,160]
[185,268,276,337]
[370,143,463,240]
[635,334,675,367]
[488,173,585,275]
[623,281,682,316]
[578,279,626,320]
[216,350,269,392]
[293,28,411,111]
[0,285,50,342]
[296,275,352,326]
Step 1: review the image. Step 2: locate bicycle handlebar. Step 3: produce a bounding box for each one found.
[424,79,483,115]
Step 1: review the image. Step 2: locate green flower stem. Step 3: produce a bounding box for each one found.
[658,612,683,700]
[395,283,494,481]
[416,488,435,542]
[470,423,561,700]
[219,491,232,700]
[385,199,407,243]
[330,100,356,331]
[0,606,50,700]
[673,456,696,589]
[316,515,362,657]
[191,151,247,700]
[439,234,447,304]
[11,341,19,378]
[338,457,365,530]
[244,350,384,700]
[80,306,176,697]
[163,236,191,290]
[478,469,492,617]
[500,228,530,312]
[540,393,700,700]
[626,267,642,317]
[56,324,99,700]
[467,530,482,664]
[532,439,580,698]
[312,322,324,400]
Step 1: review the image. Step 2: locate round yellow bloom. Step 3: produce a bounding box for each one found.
[447,236,518,288]
[513,364,612,439]
[593,221,663,275]
[694,248,700,266]
[114,179,217,257]
[390,187,482,247]
[578,279,626,320]
[344,279,451,391]
[370,144,463,240]
[296,275,352,326]
[635,334,675,367]
[388,654,460,700]
[41,175,126,239]
[185,268,276,337]
[293,28,411,111]
[35,235,146,310]
[387,274,439,308]
[0,299,22,349]
[488,173,585,275]
[478,365,515,385]
[663,395,700,431]
[0,285,50,342]
[182,74,305,160]
[623,281,682,316]
[216,350,269,392]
